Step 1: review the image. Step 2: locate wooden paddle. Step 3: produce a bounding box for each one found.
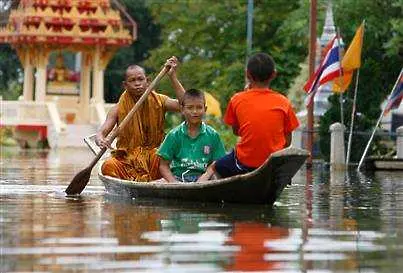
[65,66,169,195]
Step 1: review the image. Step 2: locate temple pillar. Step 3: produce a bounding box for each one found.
[35,50,48,102]
[80,52,91,122]
[23,50,34,101]
[92,45,104,103]
[96,69,104,102]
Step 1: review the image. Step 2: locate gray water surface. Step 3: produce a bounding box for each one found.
[1,147,402,272]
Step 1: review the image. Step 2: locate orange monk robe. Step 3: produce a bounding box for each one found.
[101,90,168,181]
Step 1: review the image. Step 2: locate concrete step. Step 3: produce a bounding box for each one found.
[58,124,98,148]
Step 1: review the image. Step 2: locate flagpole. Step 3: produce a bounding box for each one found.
[345,70,360,165]
[245,0,254,86]
[339,89,344,125]
[346,20,365,166]
[306,0,317,168]
[336,28,344,126]
[357,68,403,170]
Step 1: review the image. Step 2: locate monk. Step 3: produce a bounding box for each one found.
[95,56,185,181]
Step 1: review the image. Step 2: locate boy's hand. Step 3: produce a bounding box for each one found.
[196,161,215,182]
[159,178,179,183]
[165,56,179,77]
[197,163,215,182]
[197,172,211,182]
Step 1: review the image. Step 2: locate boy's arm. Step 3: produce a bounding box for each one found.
[231,124,240,136]
[157,131,178,182]
[95,105,118,149]
[197,163,215,182]
[284,103,299,148]
[285,133,292,147]
[223,99,240,135]
[164,56,186,112]
[159,158,178,183]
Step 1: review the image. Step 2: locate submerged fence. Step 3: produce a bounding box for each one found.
[292,123,403,168]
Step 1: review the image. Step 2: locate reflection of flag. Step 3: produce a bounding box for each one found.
[333,23,364,93]
[304,36,341,106]
[384,69,403,114]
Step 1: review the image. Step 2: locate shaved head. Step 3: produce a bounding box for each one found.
[125,65,145,79]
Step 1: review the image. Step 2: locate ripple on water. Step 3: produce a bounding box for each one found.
[1,148,403,272]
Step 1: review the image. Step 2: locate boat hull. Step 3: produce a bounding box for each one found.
[99,147,309,205]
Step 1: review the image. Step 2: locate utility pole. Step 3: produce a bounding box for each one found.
[307,0,317,167]
[246,0,253,63]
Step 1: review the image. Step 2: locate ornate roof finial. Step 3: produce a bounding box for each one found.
[320,0,336,47]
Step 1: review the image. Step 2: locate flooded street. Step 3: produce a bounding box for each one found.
[1,147,403,272]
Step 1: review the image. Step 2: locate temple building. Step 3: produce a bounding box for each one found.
[314,0,343,120]
[293,0,341,154]
[297,0,342,121]
[0,0,136,148]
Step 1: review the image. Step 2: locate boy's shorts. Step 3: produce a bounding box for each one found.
[214,150,255,178]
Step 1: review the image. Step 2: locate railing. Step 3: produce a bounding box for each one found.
[1,100,49,126]
[0,100,67,148]
[46,101,66,134]
[89,101,115,126]
[1,99,115,129]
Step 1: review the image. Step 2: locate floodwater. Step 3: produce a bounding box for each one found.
[1,147,402,273]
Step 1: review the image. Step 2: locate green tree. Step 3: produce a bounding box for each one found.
[104,0,161,102]
[143,0,302,108]
[0,44,22,100]
[318,0,402,162]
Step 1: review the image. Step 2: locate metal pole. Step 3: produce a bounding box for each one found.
[307,0,317,167]
[346,20,365,165]
[246,0,253,58]
[345,69,360,165]
[336,28,344,126]
[339,93,344,125]
[245,0,254,86]
[356,106,386,171]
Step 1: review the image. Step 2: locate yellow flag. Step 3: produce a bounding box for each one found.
[333,22,364,93]
[333,71,354,93]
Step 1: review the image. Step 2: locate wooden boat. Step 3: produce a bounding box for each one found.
[98,147,309,205]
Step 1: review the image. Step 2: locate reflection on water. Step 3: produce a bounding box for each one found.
[1,147,403,272]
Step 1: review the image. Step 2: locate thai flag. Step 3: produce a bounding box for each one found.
[304,36,342,106]
[384,69,403,114]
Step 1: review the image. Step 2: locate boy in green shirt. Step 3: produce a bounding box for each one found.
[157,89,226,182]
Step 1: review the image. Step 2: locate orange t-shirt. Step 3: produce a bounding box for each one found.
[224,88,299,168]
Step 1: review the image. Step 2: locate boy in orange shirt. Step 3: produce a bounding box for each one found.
[213,52,300,178]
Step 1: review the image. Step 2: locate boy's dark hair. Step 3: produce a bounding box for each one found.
[182,88,205,105]
[247,52,275,82]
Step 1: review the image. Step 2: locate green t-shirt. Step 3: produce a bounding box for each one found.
[157,122,226,178]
